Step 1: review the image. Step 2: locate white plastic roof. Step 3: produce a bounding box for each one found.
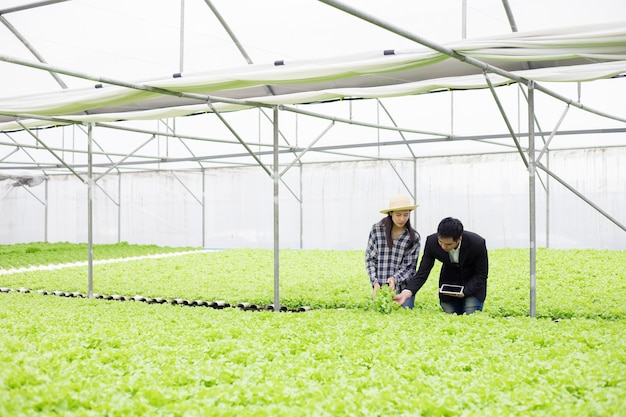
[1,19,625,131]
[0,0,625,166]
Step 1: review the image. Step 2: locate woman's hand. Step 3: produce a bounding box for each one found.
[372,282,381,298]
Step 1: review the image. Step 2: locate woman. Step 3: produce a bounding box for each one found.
[366,195,421,308]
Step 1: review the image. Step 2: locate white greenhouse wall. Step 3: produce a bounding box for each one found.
[1,148,624,250]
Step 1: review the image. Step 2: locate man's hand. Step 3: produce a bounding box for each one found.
[393,289,412,305]
[387,277,396,291]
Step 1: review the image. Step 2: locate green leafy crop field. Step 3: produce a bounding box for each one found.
[1,243,625,416]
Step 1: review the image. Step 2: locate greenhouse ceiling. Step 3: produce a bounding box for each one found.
[0,0,625,173]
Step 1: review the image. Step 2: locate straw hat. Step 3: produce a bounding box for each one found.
[380,195,418,214]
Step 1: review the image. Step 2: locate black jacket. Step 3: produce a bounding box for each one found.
[406,231,488,302]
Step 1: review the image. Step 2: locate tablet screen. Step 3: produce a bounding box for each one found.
[440,284,464,294]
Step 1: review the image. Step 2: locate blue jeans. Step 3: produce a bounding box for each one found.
[440,296,483,315]
[401,295,415,309]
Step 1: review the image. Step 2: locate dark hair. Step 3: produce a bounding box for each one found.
[437,217,463,241]
[382,214,419,249]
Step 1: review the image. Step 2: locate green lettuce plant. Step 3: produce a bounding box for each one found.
[368,284,401,314]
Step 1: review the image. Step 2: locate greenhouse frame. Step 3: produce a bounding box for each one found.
[0,0,625,315]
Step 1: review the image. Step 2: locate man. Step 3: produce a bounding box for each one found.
[393,217,488,314]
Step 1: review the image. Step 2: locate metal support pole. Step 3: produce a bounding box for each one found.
[0,15,68,88]
[179,0,185,74]
[299,164,303,249]
[273,107,280,311]
[528,82,537,318]
[461,0,466,39]
[501,0,519,32]
[546,151,550,248]
[202,169,206,248]
[485,73,528,168]
[87,123,94,298]
[45,178,49,242]
[413,159,418,229]
[117,174,121,243]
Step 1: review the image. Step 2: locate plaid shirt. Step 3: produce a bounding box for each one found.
[365,219,421,291]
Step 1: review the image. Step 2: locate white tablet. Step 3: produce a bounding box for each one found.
[439,284,464,295]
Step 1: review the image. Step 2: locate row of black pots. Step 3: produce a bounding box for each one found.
[0,287,312,312]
